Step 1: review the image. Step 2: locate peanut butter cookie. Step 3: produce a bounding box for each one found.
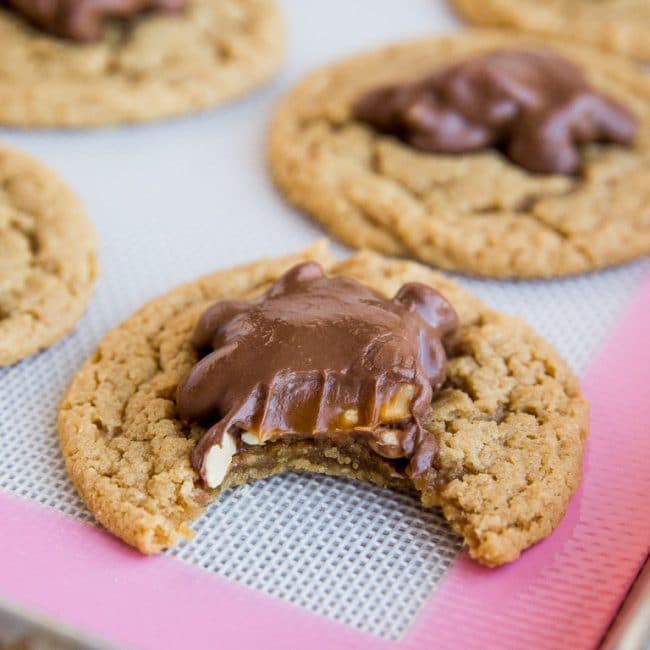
[0,0,284,127]
[268,31,650,278]
[451,0,650,61]
[58,242,588,567]
[0,148,98,366]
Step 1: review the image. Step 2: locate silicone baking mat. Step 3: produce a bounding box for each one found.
[1,2,649,649]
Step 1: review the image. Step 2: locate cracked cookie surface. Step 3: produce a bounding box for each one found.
[451,0,650,61]
[0,148,97,366]
[58,242,588,566]
[268,30,650,278]
[0,0,284,127]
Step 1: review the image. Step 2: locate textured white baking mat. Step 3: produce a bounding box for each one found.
[0,0,648,642]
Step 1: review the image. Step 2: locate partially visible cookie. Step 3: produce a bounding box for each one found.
[268,30,650,278]
[451,0,650,61]
[0,0,284,127]
[0,148,98,366]
[58,242,588,567]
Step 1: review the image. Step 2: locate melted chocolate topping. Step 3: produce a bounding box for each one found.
[354,48,637,174]
[176,262,459,482]
[4,0,184,42]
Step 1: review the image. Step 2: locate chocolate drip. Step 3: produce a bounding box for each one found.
[176,263,459,483]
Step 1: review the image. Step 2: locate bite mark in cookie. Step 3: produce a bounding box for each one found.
[58,244,588,566]
[176,261,458,486]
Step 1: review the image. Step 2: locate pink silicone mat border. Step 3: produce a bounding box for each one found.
[2,274,650,650]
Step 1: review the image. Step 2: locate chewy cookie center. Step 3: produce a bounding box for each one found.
[176,262,458,489]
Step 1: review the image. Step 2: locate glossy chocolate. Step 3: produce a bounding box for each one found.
[5,0,184,42]
[354,48,637,174]
[176,262,458,482]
